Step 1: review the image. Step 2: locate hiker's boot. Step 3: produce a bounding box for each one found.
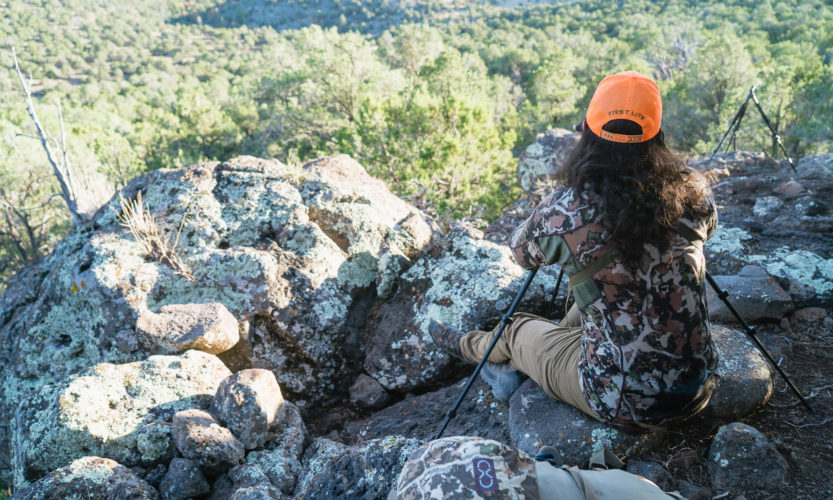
[428,319,467,362]
[480,361,527,404]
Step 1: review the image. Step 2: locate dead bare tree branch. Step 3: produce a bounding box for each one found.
[11,45,87,226]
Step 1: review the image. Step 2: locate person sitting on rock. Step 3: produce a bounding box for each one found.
[430,71,719,432]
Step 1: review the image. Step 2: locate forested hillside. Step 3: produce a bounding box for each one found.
[1,0,832,286]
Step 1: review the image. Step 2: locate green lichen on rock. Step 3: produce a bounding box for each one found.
[11,456,158,500]
[706,225,753,255]
[364,225,556,393]
[1,155,440,484]
[11,350,230,488]
[748,247,833,294]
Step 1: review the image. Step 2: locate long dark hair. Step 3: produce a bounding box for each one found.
[556,119,711,267]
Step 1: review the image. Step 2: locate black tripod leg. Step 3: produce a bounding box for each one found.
[705,89,753,169]
[706,272,813,413]
[434,268,539,440]
[750,88,798,173]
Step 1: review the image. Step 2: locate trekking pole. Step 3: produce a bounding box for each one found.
[705,271,813,413]
[749,87,797,173]
[435,268,538,439]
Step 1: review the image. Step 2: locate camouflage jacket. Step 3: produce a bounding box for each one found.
[509,184,719,426]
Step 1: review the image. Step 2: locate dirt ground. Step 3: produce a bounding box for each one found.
[643,310,833,500]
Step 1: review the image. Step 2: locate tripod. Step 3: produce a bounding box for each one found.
[705,86,797,173]
[702,86,812,412]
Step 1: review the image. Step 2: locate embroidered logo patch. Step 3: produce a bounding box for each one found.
[472,458,498,491]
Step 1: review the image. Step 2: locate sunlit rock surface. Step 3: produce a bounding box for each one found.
[11,350,230,487]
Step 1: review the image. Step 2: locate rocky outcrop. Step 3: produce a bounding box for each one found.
[699,152,833,307]
[1,148,828,497]
[0,155,439,481]
[363,225,562,394]
[11,350,231,488]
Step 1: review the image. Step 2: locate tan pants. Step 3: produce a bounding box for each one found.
[459,305,600,420]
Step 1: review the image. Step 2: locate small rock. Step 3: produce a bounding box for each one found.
[211,369,286,449]
[624,460,674,491]
[704,326,773,419]
[793,307,828,321]
[207,474,235,500]
[508,379,658,464]
[245,402,309,495]
[294,436,421,499]
[229,463,272,488]
[136,302,240,355]
[134,463,167,488]
[753,196,783,218]
[159,458,210,500]
[172,408,245,474]
[707,266,794,323]
[804,199,830,217]
[231,486,282,499]
[667,448,699,469]
[779,317,791,331]
[12,457,158,500]
[775,180,805,199]
[824,317,833,330]
[349,374,392,411]
[676,479,712,500]
[708,422,787,491]
[225,463,283,499]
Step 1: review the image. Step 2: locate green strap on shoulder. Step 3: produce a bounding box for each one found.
[568,247,619,288]
[672,222,702,246]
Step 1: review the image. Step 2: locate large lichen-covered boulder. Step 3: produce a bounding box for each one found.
[363,225,562,393]
[293,436,421,499]
[11,456,159,500]
[0,155,439,478]
[11,350,230,488]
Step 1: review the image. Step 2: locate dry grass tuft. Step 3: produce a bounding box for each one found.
[116,191,193,281]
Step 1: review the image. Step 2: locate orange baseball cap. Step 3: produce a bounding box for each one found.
[585,71,662,143]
